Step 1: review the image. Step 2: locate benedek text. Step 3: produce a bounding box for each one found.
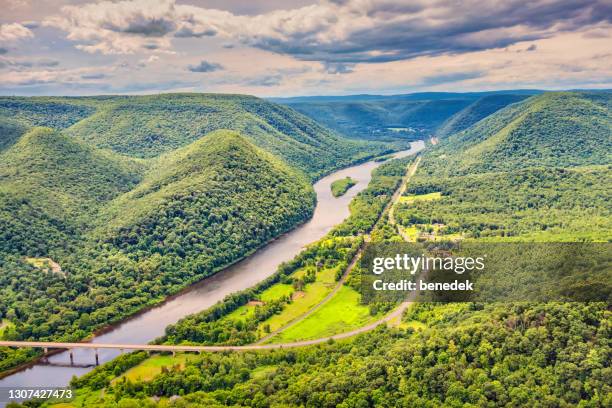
[373,279,474,291]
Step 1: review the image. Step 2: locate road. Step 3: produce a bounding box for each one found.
[388,156,421,240]
[0,300,409,354]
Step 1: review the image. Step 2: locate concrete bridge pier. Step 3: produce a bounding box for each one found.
[69,349,74,365]
[94,348,99,366]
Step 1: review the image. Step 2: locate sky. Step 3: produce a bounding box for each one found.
[0,0,611,96]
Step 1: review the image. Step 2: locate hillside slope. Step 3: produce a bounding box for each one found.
[0,127,143,256]
[424,92,612,176]
[0,129,316,357]
[92,129,315,272]
[397,91,612,240]
[436,94,529,138]
[0,97,98,129]
[0,117,30,152]
[58,94,385,179]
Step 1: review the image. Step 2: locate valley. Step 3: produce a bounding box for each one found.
[0,114,423,387]
[1,1,610,405]
[0,90,609,408]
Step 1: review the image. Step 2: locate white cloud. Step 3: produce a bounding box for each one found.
[0,23,34,42]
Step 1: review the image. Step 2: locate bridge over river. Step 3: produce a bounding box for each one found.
[0,300,410,365]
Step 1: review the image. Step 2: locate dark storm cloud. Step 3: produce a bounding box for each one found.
[187,60,224,72]
[420,70,486,86]
[322,62,354,74]
[81,73,107,79]
[243,0,612,63]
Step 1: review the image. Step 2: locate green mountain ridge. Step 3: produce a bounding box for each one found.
[0,127,144,256]
[0,97,97,129]
[425,92,612,176]
[398,91,612,241]
[436,94,530,139]
[0,117,30,152]
[92,130,315,267]
[0,94,390,180]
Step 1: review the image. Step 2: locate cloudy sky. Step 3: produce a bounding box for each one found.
[1,0,611,96]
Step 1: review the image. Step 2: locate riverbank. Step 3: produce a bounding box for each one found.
[0,142,425,393]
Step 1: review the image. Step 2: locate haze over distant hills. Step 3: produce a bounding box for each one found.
[273,90,545,141]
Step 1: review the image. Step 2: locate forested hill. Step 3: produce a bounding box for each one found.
[0,126,315,370]
[0,127,144,256]
[422,91,612,176]
[0,94,390,180]
[435,94,529,139]
[91,130,315,273]
[397,91,612,241]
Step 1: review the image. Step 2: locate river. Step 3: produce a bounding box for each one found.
[0,141,424,395]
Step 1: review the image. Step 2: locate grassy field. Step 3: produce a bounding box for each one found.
[0,319,14,339]
[268,285,378,343]
[222,265,341,338]
[222,283,294,323]
[257,267,339,334]
[399,191,442,203]
[117,354,193,383]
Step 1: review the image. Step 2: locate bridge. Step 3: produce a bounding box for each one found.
[0,301,411,365]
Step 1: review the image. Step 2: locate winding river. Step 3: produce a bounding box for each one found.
[0,141,424,394]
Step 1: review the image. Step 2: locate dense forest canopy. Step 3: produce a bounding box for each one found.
[0,94,392,180]
[1,90,610,407]
[435,94,530,139]
[0,95,358,371]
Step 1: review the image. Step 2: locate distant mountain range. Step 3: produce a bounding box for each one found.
[269,89,547,103]
[271,90,547,140]
[271,90,611,142]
